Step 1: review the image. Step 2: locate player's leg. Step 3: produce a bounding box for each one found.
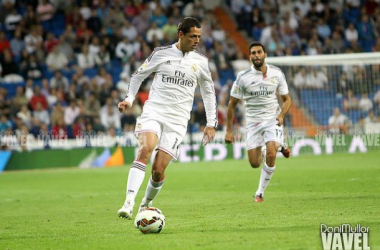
[118,118,161,219]
[140,149,172,208]
[138,122,186,210]
[255,121,283,202]
[118,132,158,218]
[247,147,263,168]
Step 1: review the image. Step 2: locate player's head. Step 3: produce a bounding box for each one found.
[177,17,201,52]
[249,42,267,68]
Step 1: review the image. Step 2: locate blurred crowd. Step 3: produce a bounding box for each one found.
[0,0,380,150]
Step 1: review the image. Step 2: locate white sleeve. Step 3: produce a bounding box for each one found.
[199,61,218,128]
[124,50,161,104]
[230,72,245,99]
[278,70,289,95]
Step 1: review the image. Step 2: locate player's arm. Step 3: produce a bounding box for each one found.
[118,51,160,112]
[225,96,240,144]
[199,62,218,145]
[276,94,291,126]
[276,70,292,126]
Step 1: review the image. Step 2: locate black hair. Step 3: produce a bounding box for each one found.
[177,17,201,35]
[249,42,266,53]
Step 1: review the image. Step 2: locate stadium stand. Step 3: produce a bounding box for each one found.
[1,0,380,151]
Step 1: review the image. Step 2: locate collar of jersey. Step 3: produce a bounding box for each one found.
[173,43,190,57]
[251,64,268,74]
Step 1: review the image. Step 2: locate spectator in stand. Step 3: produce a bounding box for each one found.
[37,0,54,22]
[343,89,359,111]
[328,107,350,134]
[50,70,69,93]
[116,72,129,100]
[85,92,101,118]
[10,29,25,57]
[0,32,11,53]
[101,105,121,131]
[64,99,80,126]
[24,26,43,54]
[293,67,307,90]
[17,104,32,126]
[191,101,207,132]
[95,45,111,70]
[72,116,86,137]
[5,8,22,32]
[23,54,42,80]
[358,93,373,112]
[46,45,69,71]
[30,86,48,111]
[33,102,50,125]
[87,9,102,34]
[1,49,20,77]
[115,37,135,63]
[50,101,64,126]
[231,50,251,74]
[77,45,95,69]
[132,10,150,35]
[12,86,28,109]
[146,22,164,43]
[305,67,328,89]
[121,107,136,132]
[121,20,138,41]
[162,17,178,43]
[51,117,67,139]
[150,7,167,28]
[44,33,59,54]
[364,110,378,124]
[345,22,359,43]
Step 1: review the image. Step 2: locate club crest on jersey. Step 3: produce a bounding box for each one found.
[233,86,239,94]
[137,123,142,129]
[268,77,276,84]
[191,64,197,72]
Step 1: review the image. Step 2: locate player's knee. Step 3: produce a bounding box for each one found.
[151,170,164,182]
[138,144,154,158]
[249,160,261,168]
[266,150,277,162]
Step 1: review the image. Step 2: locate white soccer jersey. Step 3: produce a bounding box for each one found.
[125,43,218,128]
[230,64,289,124]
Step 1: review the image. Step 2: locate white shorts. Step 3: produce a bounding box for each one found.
[246,119,283,150]
[135,116,187,160]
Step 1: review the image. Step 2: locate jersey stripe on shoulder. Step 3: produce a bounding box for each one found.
[269,64,283,73]
[194,50,208,59]
[269,64,286,79]
[147,45,172,62]
[235,68,251,83]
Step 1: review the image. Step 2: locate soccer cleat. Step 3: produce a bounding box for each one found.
[280,143,291,158]
[254,193,264,202]
[134,198,153,228]
[118,201,134,219]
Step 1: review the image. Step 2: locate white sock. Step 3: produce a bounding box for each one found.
[125,160,146,204]
[143,177,165,204]
[256,163,276,196]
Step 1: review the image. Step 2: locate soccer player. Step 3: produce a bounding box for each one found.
[117,17,218,222]
[224,42,291,202]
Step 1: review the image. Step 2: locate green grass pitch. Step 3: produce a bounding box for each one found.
[0,152,379,250]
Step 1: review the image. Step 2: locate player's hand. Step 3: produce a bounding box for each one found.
[202,126,215,146]
[224,130,234,144]
[276,116,284,126]
[118,101,131,112]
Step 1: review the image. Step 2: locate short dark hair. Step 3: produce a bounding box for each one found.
[177,17,201,35]
[249,42,266,53]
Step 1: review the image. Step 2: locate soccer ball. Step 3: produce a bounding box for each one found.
[135,207,166,234]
